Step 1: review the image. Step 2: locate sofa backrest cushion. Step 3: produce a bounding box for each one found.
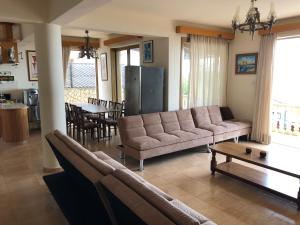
[160,111,181,133]
[118,116,147,142]
[142,113,164,136]
[113,169,201,225]
[46,132,103,183]
[54,130,115,176]
[177,109,196,131]
[207,106,223,124]
[100,175,176,225]
[191,107,212,127]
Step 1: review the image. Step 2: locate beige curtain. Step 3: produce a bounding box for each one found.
[189,35,228,107]
[251,34,277,144]
[62,46,71,83]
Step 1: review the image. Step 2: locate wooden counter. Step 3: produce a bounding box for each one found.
[0,103,29,142]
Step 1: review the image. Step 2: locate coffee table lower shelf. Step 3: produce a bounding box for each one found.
[215,162,299,207]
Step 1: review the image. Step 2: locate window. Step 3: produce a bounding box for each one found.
[64,50,98,103]
[181,42,190,109]
[65,51,96,88]
[272,36,300,147]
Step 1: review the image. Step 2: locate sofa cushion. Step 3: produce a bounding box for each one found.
[191,107,212,127]
[113,169,204,225]
[207,106,223,124]
[177,109,196,131]
[126,136,162,151]
[160,111,181,132]
[142,113,165,136]
[217,121,240,132]
[168,130,199,142]
[53,130,115,175]
[94,151,126,170]
[199,124,227,135]
[184,128,213,138]
[170,199,215,225]
[100,175,176,225]
[226,120,252,129]
[220,107,234,120]
[150,133,180,144]
[118,115,147,139]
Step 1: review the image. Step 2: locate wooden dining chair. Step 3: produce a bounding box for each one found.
[121,100,126,117]
[92,98,98,105]
[69,104,78,137]
[100,100,107,107]
[88,97,93,103]
[104,102,123,139]
[74,106,99,145]
[65,103,72,134]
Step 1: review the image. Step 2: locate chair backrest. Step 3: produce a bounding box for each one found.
[65,103,71,122]
[69,104,77,122]
[108,101,116,118]
[88,97,94,104]
[92,98,98,105]
[121,100,125,116]
[100,100,107,108]
[74,107,85,127]
[114,103,123,120]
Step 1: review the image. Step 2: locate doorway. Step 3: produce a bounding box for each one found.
[115,45,140,102]
[272,36,300,148]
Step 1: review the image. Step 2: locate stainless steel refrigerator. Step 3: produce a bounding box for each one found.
[125,66,164,116]
[23,88,40,129]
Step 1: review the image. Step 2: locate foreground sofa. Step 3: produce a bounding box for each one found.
[118,106,251,170]
[45,130,217,225]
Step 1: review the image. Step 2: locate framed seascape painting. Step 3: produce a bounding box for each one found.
[235,53,258,75]
[143,40,153,63]
[26,50,38,81]
[100,53,108,81]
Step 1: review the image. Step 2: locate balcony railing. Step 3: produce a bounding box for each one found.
[271,103,300,136]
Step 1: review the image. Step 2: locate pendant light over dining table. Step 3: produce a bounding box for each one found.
[79,30,98,59]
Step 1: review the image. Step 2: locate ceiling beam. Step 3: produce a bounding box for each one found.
[104,35,143,46]
[176,26,234,40]
[259,22,300,35]
[62,36,100,48]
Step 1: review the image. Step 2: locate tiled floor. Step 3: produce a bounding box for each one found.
[1,131,300,225]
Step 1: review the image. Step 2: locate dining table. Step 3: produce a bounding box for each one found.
[74,103,116,114]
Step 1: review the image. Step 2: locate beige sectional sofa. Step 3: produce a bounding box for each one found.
[46,130,217,225]
[118,105,251,170]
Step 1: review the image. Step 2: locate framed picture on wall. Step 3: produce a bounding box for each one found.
[26,50,38,81]
[100,53,108,81]
[143,40,153,63]
[235,53,258,75]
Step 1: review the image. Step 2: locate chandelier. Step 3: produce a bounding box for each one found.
[79,30,98,59]
[232,0,276,38]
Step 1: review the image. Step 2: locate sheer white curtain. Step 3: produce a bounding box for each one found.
[251,34,277,144]
[62,46,71,84]
[188,35,228,107]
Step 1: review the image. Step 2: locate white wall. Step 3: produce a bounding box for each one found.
[0,24,37,100]
[227,33,261,121]
[98,40,112,101]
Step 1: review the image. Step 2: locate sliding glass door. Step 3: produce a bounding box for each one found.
[116,45,140,102]
[272,37,300,148]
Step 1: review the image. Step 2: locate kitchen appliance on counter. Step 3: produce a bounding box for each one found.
[124,66,164,116]
[23,89,40,130]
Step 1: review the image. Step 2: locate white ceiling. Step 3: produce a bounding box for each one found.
[72,0,300,28]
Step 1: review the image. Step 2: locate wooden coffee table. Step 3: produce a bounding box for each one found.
[210,142,300,209]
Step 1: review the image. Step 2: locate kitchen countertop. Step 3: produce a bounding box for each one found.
[0,103,28,110]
